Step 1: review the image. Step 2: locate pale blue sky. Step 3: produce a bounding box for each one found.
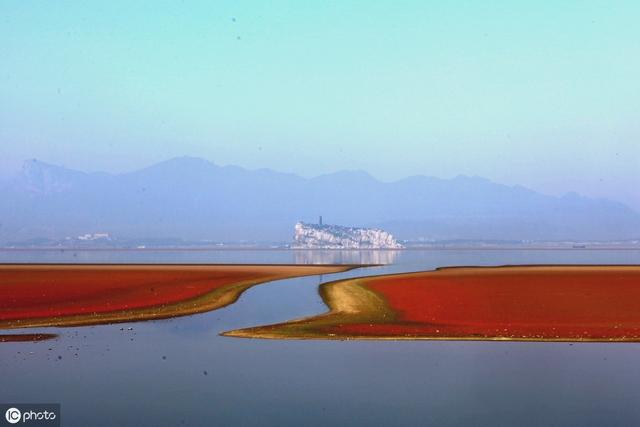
[1,1,639,208]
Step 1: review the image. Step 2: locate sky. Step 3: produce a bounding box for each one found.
[1,1,639,209]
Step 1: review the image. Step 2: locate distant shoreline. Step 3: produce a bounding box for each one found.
[1,246,640,252]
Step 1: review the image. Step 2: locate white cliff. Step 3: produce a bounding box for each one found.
[292,222,403,249]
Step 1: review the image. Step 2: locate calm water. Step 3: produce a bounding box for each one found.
[1,249,640,427]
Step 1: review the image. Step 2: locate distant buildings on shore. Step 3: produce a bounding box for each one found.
[77,232,110,241]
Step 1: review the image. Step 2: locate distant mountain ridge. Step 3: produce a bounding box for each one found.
[1,156,638,244]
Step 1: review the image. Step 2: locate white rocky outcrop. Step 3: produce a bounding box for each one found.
[292,222,403,249]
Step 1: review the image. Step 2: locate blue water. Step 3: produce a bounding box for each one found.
[1,249,639,427]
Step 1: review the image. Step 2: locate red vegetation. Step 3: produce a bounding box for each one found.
[326,266,640,340]
[0,333,57,342]
[0,264,353,328]
[1,266,265,321]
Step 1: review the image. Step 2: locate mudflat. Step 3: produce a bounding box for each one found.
[225,265,640,341]
[0,264,357,329]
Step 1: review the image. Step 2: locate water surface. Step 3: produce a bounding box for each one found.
[1,249,639,426]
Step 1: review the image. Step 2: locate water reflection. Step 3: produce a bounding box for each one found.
[293,249,400,265]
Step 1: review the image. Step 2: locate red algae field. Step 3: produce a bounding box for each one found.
[0,333,57,342]
[0,264,356,329]
[225,265,640,341]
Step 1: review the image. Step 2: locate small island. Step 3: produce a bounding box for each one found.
[292,218,403,249]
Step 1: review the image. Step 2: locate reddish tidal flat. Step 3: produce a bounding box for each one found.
[0,333,57,342]
[225,265,640,341]
[0,264,356,329]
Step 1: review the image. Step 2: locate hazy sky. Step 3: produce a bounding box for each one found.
[1,1,639,209]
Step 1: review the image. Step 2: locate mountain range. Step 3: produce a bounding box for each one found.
[1,156,638,244]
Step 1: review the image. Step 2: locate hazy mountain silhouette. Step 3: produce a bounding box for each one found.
[1,157,638,243]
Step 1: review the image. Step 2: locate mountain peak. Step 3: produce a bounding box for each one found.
[153,156,216,168]
[132,156,219,177]
[19,158,87,194]
[562,191,582,200]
